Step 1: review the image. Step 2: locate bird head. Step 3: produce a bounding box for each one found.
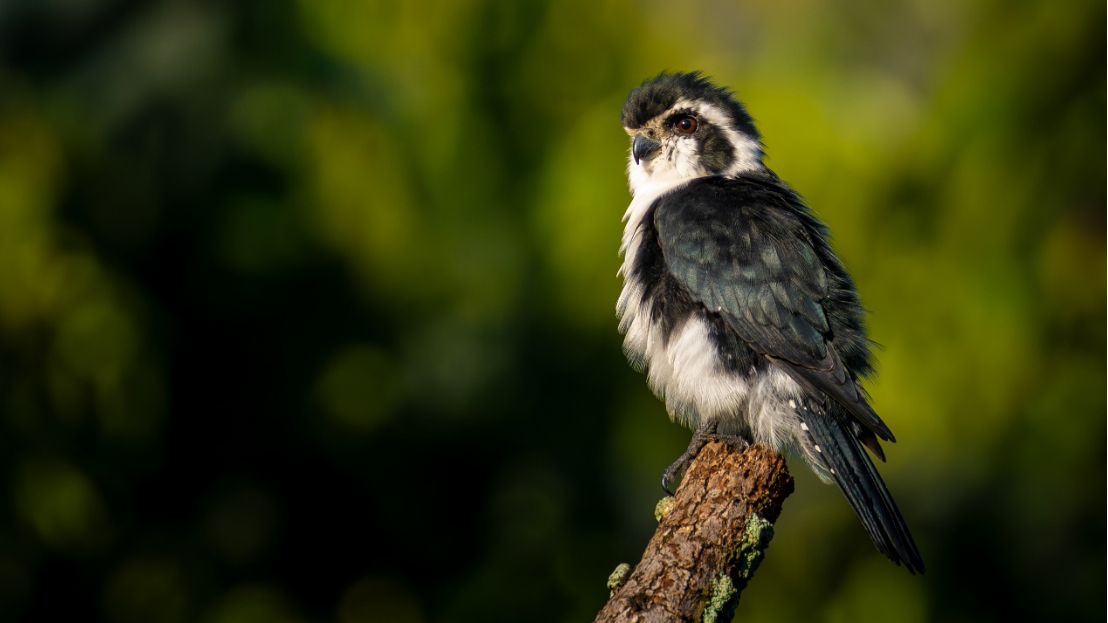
[621,72,764,194]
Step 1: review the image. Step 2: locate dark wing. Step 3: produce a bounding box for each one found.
[654,175,895,446]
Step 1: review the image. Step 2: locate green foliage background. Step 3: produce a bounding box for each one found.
[0,1,1103,621]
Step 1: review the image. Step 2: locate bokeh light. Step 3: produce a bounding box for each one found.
[0,0,1102,621]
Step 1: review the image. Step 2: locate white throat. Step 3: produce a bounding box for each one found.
[623,170,690,236]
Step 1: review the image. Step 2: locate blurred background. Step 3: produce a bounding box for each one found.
[0,0,1103,621]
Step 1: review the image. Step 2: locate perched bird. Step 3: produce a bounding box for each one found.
[617,72,924,573]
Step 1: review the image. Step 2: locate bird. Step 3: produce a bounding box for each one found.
[616,71,924,573]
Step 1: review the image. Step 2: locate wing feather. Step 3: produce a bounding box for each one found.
[655,175,895,444]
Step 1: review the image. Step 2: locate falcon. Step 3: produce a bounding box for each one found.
[617,72,924,573]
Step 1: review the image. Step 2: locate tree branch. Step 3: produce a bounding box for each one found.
[595,441,794,623]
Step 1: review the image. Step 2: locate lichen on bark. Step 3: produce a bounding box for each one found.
[593,442,794,623]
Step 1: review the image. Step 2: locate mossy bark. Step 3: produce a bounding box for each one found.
[594,441,794,623]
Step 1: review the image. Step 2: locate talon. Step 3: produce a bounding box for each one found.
[661,461,684,495]
[659,423,753,493]
[660,422,720,494]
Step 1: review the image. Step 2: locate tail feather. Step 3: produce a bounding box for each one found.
[802,402,925,574]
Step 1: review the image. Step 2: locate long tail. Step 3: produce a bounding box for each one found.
[801,400,925,574]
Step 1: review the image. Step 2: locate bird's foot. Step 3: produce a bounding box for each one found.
[661,422,750,495]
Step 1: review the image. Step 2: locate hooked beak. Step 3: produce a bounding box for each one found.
[632,134,661,165]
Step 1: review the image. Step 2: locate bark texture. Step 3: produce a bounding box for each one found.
[595,441,794,623]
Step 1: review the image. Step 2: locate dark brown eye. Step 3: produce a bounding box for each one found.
[675,116,698,134]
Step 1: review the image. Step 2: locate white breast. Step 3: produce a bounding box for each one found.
[616,170,809,457]
[616,171,690,372]
[617,175,749,428]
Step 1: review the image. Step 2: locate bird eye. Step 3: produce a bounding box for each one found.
[675,116,698,134]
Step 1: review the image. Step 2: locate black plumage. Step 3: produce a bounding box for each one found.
[621,72,760,141]
[617,72,924,573]
[655,175,894,447]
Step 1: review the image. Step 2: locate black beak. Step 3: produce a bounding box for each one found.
[632,134,661,165]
